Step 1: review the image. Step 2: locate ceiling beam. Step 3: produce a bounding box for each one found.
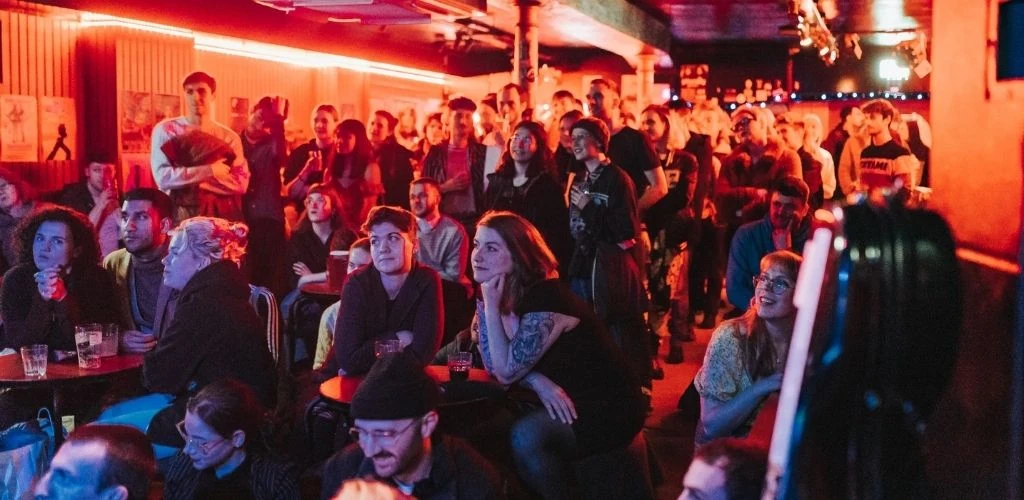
[550,0,671,63]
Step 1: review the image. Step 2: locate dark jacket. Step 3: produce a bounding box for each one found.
[0,263,119,351]
[375,137,415,209]
[484,171,573,271]
[334,262,443,375]
[57,182,97,216]
[715,141,801,227]
[242,129,286,222]
[143,260,275,405]
[321,434,504,500]
[420,141,488,220]
[164,452,300,500]
[725,214,810,312]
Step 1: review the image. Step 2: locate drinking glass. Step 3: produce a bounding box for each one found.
[327,251,350,290]
[447,352,472,382]
[20,344,48,377]
[100,324,119,357]
[374,339,402,359]
[74,324,103,369]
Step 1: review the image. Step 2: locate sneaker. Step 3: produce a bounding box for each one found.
[666,345,684,364]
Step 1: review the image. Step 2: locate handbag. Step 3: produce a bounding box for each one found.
[0,408,64,500]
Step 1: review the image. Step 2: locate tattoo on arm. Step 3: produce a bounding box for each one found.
[475,303,496,373]
[508,312,555,375]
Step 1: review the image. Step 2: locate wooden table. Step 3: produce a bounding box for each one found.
[319,365,494,405]
[0,353,144,447]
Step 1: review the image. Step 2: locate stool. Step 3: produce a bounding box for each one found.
[572,431,657,500]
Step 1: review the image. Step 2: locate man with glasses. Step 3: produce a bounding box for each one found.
[320,352,502,499]
[725,176,809,314]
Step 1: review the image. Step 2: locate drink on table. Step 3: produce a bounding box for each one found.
[74,324,103,369]
[100,323,119,357]
[448,352,472,382]
[20,344,48,377]
[326,250,349,291]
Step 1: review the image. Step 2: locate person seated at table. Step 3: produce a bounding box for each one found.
[34,424,156,500]
[164,379,300,500]
[484,120,573,273]
[314,237,372,375]
[282,183,357,361]
[695,250,801,446]
[0,167,40,275]
[0,205,119,351]
[471,211,647,499]
[142,217,275,442]
[320,352,503,500]
[104,188,176,354]
[334,206,443,376]
[678,438,768,500]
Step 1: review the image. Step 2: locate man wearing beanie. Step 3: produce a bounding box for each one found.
[320,352,503,499]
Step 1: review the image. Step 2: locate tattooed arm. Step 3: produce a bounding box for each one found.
[473,301,496,374]
[481,303,578,384]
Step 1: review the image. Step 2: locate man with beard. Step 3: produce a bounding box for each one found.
[320,352,503,499]
[410,177,472,345]
[369,110,415,209]
[421,97,487,236]
[103,188,176,353]
[725,176,809,314]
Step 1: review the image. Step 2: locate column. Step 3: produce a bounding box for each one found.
[636,48,657,111]
[513,0,540,108]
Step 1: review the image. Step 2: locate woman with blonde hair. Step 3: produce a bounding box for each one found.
[694,250,802,445]
[141,217,276,445]
[803,113,837,200]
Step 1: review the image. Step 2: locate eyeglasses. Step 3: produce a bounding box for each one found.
[176,420,226,454]
[753,274,793,295]
[348,418,420,445]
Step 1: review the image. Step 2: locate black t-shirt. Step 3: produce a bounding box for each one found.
[607,127,659,198]
[858,139,913,190]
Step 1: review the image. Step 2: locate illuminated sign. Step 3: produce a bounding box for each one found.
[879,59,911,81]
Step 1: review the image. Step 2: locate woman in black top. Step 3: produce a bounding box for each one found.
[165,379,299,500]
[566,117,651,389]
[472,212,646,499]
[485,120,573,273]
[0,205,118,350]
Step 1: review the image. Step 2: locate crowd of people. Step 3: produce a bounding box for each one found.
[0,68,930,499]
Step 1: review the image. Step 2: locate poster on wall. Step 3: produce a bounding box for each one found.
[229,97,249,136]
[153,94,181,125]
[679,64,709,103]
[40,97,75,161]
[1,95,39,162]
[121,91,152,153]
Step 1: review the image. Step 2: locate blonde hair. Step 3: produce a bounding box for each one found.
[173,217,249,265]
[802,114,823,145]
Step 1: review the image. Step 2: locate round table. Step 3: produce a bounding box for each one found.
[299,281,342,298]
[319,365,493,404]
[0,353,144,446]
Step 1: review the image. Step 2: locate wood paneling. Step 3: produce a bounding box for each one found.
[0,4,79,192]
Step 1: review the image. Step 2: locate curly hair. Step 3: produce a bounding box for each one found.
[495,121,555,180]
[171,217,248,265]
[15,204,100,269]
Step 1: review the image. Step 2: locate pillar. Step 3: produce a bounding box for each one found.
[513,0,540,108]
[636,48,657,111]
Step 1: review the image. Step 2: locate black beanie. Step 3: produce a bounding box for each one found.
[350,351,440,420]
[571,117,610,153]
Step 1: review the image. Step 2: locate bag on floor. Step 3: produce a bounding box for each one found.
[0,408,62,500]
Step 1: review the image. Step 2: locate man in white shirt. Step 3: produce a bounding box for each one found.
[150,71,249,222]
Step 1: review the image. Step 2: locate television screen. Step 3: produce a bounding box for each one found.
[997,0,1024,80]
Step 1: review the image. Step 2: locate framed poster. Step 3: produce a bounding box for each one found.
[153,94,181,124]
[1,95,39,162]
[40,97,75,161]
[121,91,152,153]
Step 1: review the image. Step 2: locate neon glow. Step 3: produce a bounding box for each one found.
[78,13,448,86]
[879,58,911,81]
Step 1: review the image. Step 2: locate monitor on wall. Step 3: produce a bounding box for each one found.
[997,0,1024,80]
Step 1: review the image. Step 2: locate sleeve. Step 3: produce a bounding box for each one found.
[440,224,469,283]
[150,122,216,191]
[335,277,378,375]
[714,156,761,214]
[725,226,759,311]
[837,139,860,194]
[894,154,917,186]
[775,148,803,179]
[0,268,55,349]
[820,149,837,199]
[694,324,748,402]
[638,133,660,172]
[313,302,340,371]
[407,270,444,364]
[143,300,211,395]
[207,131,250,195]
[266,461,301,500]
[284,145,310,184]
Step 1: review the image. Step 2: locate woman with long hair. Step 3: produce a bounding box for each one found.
[485,121,573,271]
[326,119,382,234]
[472,211,646,499]
[0,205,118,350]
[164,379,299,499]
[694,250,802,445]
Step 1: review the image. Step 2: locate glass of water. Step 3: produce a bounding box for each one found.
[20,344,48,377]
[100,324,119,357]
[75,324,102,369]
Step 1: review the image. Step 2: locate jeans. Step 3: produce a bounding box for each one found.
[510,408,579,499]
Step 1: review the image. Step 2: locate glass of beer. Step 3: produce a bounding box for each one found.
[447,352,472,382]
[74,324,103,369]
[326,250,349,291]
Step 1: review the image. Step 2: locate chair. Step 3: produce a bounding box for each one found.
[248,285,282,363]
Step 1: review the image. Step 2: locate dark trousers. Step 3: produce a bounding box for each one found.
[689,218,724,319]
[243,217,288,298]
